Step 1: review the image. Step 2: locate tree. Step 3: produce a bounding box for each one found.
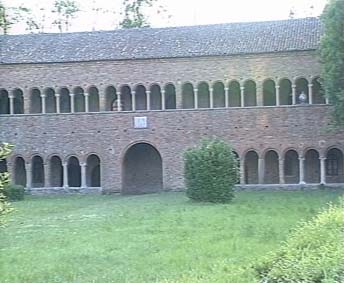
[0,143,13,226]
[320,0,344,127]
[52,0,80,33]
[184,139,239,203]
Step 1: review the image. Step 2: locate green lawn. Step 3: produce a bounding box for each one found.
[0,190,343,283]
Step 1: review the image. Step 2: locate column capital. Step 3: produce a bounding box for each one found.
[240,86,245,91]
[70,93,75,97]
[275,85,280,89]
[146,90,151,94]
[194,88,198,92]
[292,84,296,88]
[278,157,284,162]
[161,89,165,94]
[224,87,229,91]
[80,162,87,167]
[9,94,14,99]
[320,157,327,161]
[84,92,89,97]
[40,94,46,98]
[209,87,213,92]
[62,162,68,167]
[131,90,136,95]
[308,83,313,87]
[55,93,60,97]
[298,157,305,161]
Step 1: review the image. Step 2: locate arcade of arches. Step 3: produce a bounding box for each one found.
[6,145,344,193]
[0,77,326,115]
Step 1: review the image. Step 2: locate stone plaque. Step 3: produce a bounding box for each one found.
[134,116,148,128]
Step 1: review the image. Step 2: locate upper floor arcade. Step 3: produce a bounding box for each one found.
[0,76,328,116]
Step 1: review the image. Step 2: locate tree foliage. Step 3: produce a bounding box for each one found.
[52,0,80,33]
[184,139,239,203]
[320,0,344,127]
[0,143,13,226]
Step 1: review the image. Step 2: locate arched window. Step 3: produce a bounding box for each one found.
[326,148,344,183]
[13,88,24,114]
[50,156,63,187]
[121,85,132,111]
[0,89,10,114]
[244,80,256,106]
[197,82,210,108]
[213,82,225,108]
[228,80,241,107]
[60,88,71,113]
[182,83,194,109]
[68,156,81,187]
[86,155,101,187]
[74,87,85,112]
[135,85,147,110]
[295,78,309,104]
[164,84,176,109]
[30,88,42,113]
[150,84,162,110]
[312,77,326,104]
[263,80,276,106]
[305,149,320,183]
[284,150,299,184]
[244,151,258,184]
[32,156,44,188]
[264,150,279,183]
[45,88,56,113]
[14,157,26,187]
[279,79,292,105]
[88,86,100,112]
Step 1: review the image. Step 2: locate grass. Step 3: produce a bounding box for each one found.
[0,190,343,283]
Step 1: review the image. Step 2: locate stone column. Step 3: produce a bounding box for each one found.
[240,86,245,107]
[161,89,166,110]
[9,95,14,115]
[276,85,280,106]
[258,158,265,184]
[132,90,136,111]
[117,90,122,111]
[70,93,75,113]
[85,92,89,112]
[146,90,151,111]
[26,162,32,189]
[299,157,305,184]
[62,162,69,188]
[81,162,87,188]
[99,87,107,112]
[257,82,263,106]
[278,157,285,184]
[194,88,198,109]
[44,163,50,187]
[326,97,329,105]
[41,94,46,114]
[240,158,245,185]
[308,83,313,104]
[292,84,296,105]
[224,87,229,108]
[175,83,183,109]
[55,93,61,113]
[320,157,326,184]
[209,87,214,108]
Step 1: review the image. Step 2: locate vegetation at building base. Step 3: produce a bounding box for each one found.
[3,184,25,201]
[254,199,344,283]
[320,0,344,127]
[184,139,239,203]
[0,143,13,226]
[0,191,342,283]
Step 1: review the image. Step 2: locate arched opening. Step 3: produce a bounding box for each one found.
[0,159,7,173]
[13,89,24,114]
[135,85,147,110]
[50,156,63,187]
[32,155,44,188]
[121,85,132,111]
[30,88,42,113]
[88,86,100,112]
[105,86,117,111]
[45,88,56,113]
[122,143,163,194]
[197,82,210,108]
[0,89,10,114]
[312,77,326,104]
[264,150,279,184]
[244,151,258,184]
[244,80,256,106]
[68,156,81,187]
[182,83,194,109]
[284,150,299,184]
[295,78,309,104]
[164,84,176,109]
[74,87,85,112]
[279,79,292,105]
[14,157,26,187]
[86,154,101,187]
[228,80,241,107]
[326,148,344,183]
[213,82,225,108]
[60,88,71,113]
[263,79,276,106]
[150,84,162,110]
[305,149,320,183]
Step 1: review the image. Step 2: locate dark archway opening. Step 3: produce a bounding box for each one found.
[50,156,63,187]
[14,157,26,187]
[244,151,258,184]
[264,150,279,184]
[326,148,344,183]
[284,150,299,184]
[122,143,163,194]
[305,149,320,183]
[86,154,101,187]
[68,157,81,187]
[32,156,44,188]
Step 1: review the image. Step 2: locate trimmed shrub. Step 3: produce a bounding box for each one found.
[184,139,239,203]
[3,184,25,201]
[254,199,344,283]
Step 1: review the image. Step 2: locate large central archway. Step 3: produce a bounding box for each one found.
[122,143,163,194]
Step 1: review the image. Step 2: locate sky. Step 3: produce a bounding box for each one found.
[4,0,328,34]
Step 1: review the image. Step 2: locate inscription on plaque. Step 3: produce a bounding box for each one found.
[134,116,148,128]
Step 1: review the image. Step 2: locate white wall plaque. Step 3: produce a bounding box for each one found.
[134,116,148,128]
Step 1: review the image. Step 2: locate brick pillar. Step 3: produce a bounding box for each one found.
[256,82,263,106]
[23,89,30,114]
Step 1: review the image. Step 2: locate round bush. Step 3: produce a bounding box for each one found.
[184,139,239,203]
[3,184,25,201]
[254,199,344,283]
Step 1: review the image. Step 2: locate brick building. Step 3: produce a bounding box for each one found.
[0,17,343,194]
